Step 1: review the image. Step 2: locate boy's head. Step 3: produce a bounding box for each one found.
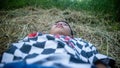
[50,21,73,37]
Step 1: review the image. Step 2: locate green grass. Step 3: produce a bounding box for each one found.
[0,0,119,22]
[0,0,116,12]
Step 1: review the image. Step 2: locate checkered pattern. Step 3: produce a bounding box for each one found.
[0,32,114,68]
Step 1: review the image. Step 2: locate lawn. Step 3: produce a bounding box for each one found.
[0,0,120,67]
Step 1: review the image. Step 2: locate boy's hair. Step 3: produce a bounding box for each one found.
[55,20,74,37]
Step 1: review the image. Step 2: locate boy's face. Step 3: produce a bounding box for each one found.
[50,21,71,36]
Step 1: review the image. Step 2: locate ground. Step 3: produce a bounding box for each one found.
[0,7,120,67]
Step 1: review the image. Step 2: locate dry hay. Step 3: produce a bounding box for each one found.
[0,7,120,67]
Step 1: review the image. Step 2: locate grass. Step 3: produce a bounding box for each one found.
[1,0,119,22]
[0,0,116,13]
[0,7,120,67]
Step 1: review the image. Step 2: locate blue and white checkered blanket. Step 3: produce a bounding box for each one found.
[0,32,114,68]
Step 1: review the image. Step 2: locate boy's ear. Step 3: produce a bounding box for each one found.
[94,58,116,68]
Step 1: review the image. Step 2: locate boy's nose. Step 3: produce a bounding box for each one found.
[57,23,63,26]
[56,23,63,28]
[58,23,62,25]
